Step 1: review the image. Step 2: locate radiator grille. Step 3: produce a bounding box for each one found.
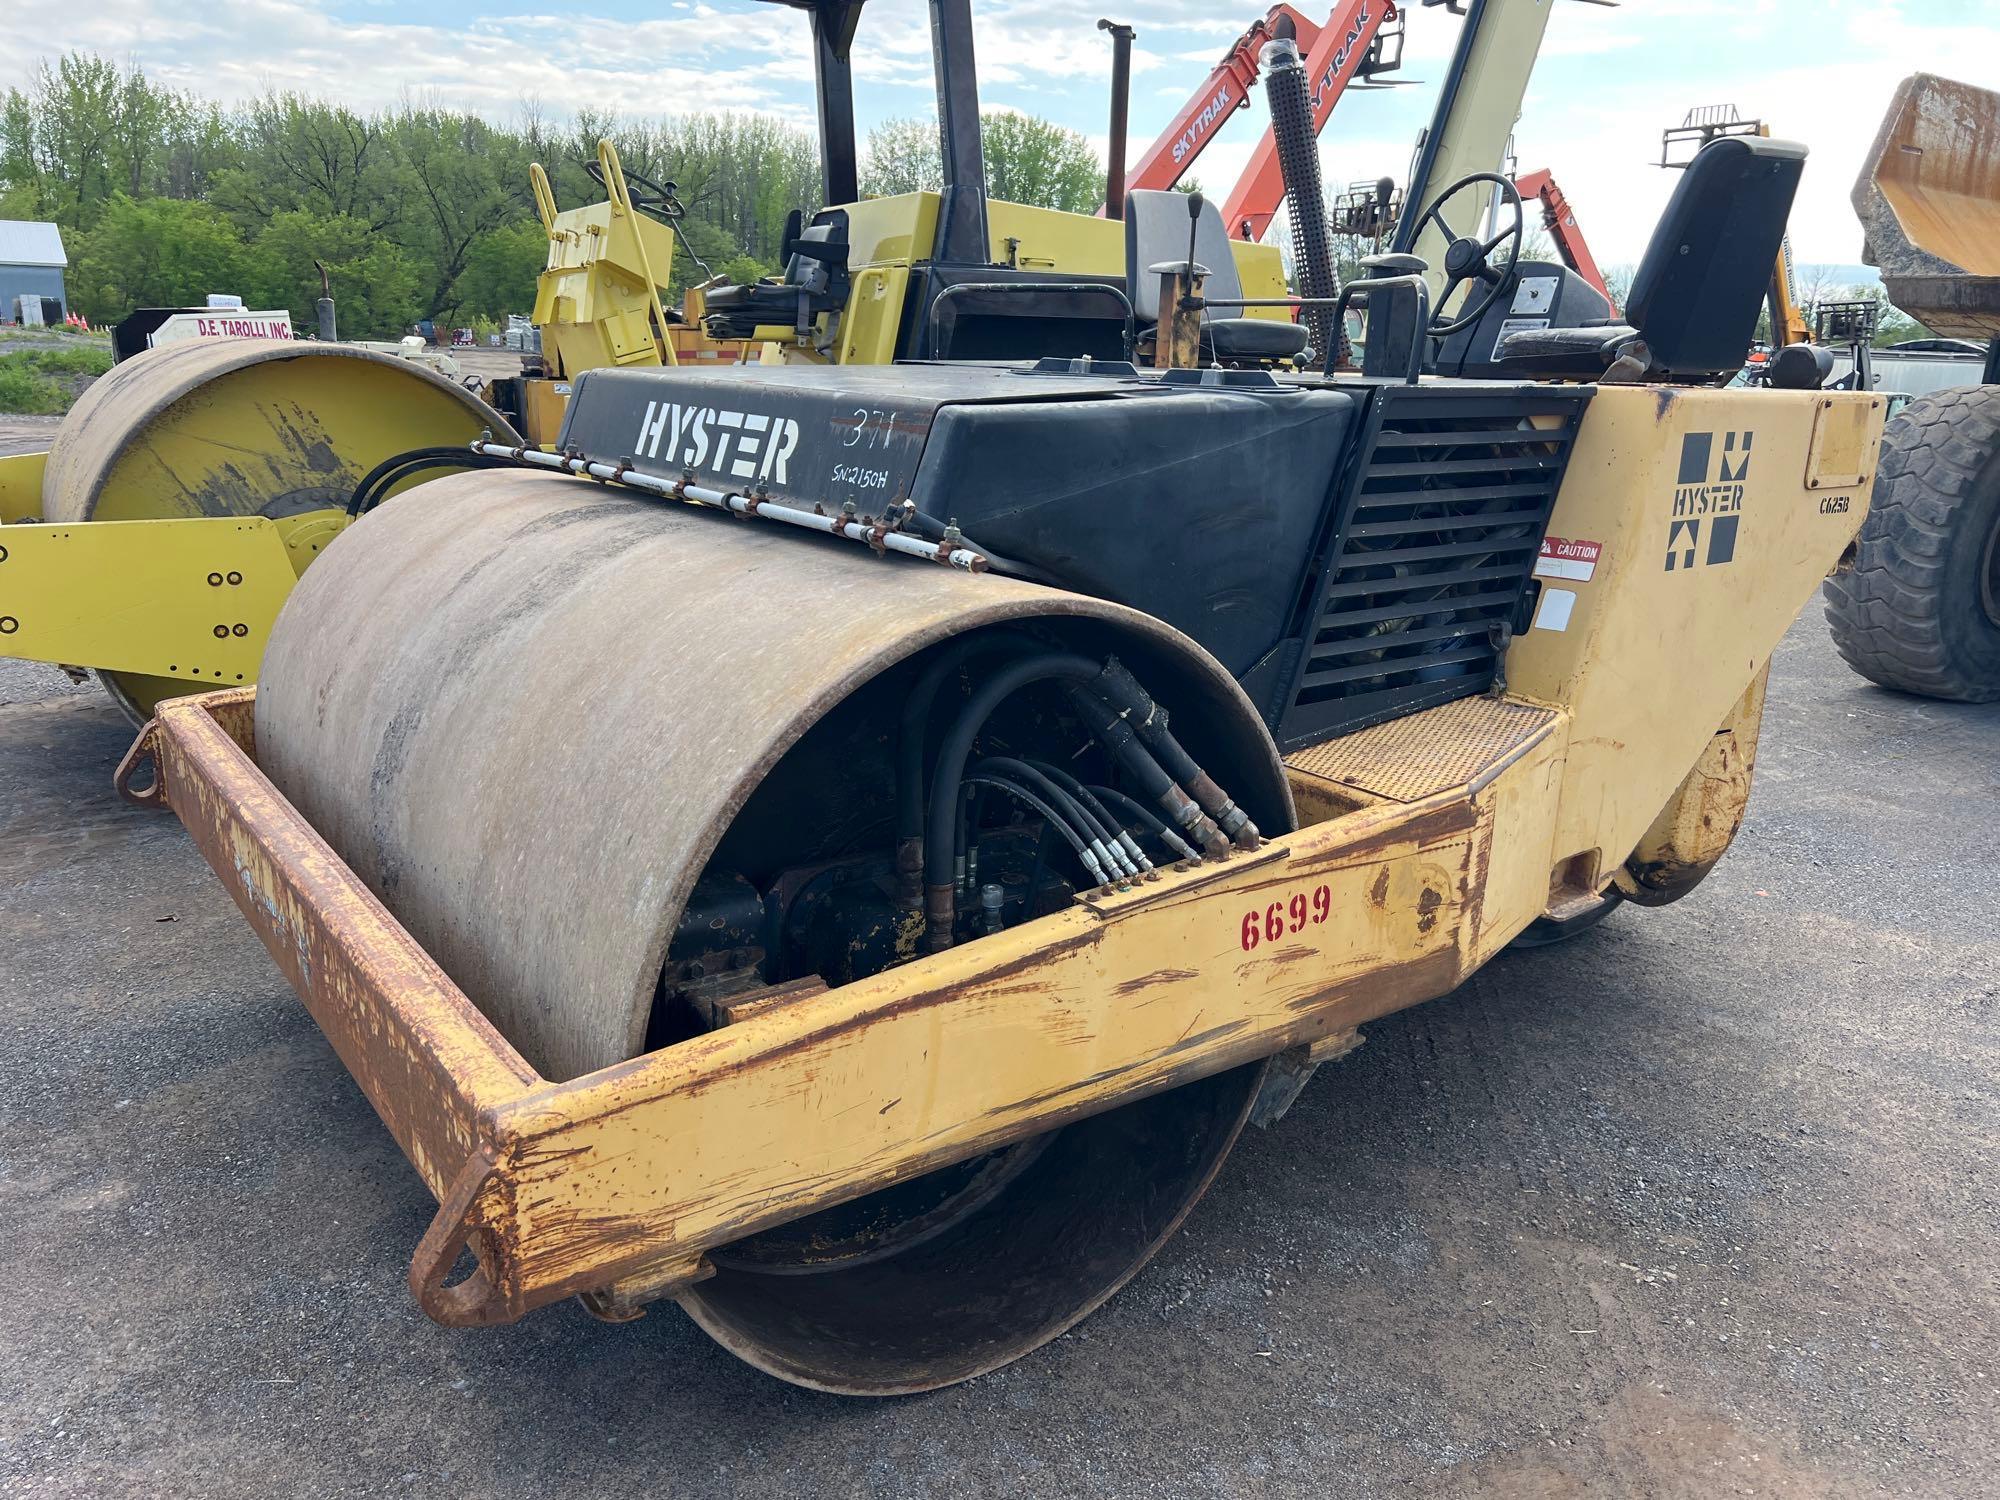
[1274,385,1591,750]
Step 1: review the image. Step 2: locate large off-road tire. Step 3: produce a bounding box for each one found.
[1823,384,2000,701]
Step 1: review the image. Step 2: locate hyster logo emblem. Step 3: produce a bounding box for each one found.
[1664,429,1752,571]
[634,399,799,485]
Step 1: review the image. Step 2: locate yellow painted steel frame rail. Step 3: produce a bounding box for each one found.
[125,382,1883,1329]
[132,686,1496,1324]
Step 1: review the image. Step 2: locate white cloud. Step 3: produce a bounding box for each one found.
[3,0,1997,280]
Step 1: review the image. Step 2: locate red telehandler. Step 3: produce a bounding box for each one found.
[1113,1,1405,239]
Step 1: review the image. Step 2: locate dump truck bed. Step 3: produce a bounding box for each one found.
[1857,72,2000,337]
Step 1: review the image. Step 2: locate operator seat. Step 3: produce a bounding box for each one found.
[1494,135,1807,383]
[1125,190,1309,364]
[704,208,849,338]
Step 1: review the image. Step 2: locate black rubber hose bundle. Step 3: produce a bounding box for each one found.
[920,650,1249,949]
[924,653,1112,940]
[1088,783,1196,862]
[345,446,517,517]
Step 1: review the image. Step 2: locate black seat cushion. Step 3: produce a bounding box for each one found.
[705,219,843,335]
[1208,317,1309,359]
[705,282,803,321]
[1494,323,1637,372]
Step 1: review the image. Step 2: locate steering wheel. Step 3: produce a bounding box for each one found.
[1406,171,1525,337]
[583,157,686,221]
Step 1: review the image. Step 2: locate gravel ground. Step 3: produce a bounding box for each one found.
[1,613,1995,1499]
[0,414,62,457]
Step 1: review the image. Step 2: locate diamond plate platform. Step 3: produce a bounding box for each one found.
[1282,696,1558,803]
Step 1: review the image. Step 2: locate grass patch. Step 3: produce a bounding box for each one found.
[0,362,62,415]
[22,345,114,376]
[0,346,114,414]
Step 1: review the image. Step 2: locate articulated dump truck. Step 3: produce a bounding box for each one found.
[30,3,1884,1396]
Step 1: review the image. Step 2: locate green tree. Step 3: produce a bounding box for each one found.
[70,195,255,317]
[457,221,548,320]
[862,112,1105,214]
[391,109,528,317]
[249,210,424,339]
[0,54,233,225]
[862,117,944,197]
[981,112,1103,214]
[0,50,951,332]
[215,94,405,229]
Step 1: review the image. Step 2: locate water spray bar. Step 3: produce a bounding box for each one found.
[469,438,991,572]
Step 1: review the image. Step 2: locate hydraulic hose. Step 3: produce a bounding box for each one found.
[924,653,1242,948]
[961,776,1097,877]
[1092,659,1261,846]
[1087,783,1197,863]
[925,653,1112,948]
[1067,687,1232,860]
[896,632,1036,908]
[345,446,514,517]
[1025,758,1153,874]
[976,756,1135,880]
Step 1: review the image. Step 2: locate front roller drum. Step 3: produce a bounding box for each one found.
[253,470,1293,1392]
[40,337,511,720]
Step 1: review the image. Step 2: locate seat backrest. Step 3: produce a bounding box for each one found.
[1626,135,1807,378]
[1124,189,1244,323]
[781,223,840,290]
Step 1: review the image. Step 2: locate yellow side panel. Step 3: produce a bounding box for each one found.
[840,192,1285,325]
[835,267,913,365]
[0,514,307,682]
[534,199,679,379]
[985,199,1125,273]
[840,194,941,267]
[1229,241,1290,322]
[0,450,48,524]
[1465,720,1570,962]
[521,378,573,448]
[1506,385,1880,874]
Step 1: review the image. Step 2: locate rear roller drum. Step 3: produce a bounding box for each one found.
[682,1063,1264,1393]
[254,473,1294,1391]
[41,338,510,721]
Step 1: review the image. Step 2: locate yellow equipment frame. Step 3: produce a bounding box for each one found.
[124,382,1882,1327]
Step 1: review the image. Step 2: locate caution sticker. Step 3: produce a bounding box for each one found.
[1534,536,1602,582]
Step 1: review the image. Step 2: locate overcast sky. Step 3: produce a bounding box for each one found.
[4,0,1994,268]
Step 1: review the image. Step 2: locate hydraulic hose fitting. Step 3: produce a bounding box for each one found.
[1187,770,1261,848]
[1093,659,1260,848]
[1161,784,1232,858]
[926,883,957,953]
[895,836,925,911]
[1116,831,1153,874]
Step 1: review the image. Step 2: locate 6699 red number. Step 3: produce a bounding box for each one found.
[1239,883,1332,950]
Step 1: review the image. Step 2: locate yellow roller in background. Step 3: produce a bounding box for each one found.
[6,338,511,721]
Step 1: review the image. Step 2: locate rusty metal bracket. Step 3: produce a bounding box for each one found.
[408,1147,521,1328]
[575,1255,716,1324]
[1249,1028,1365,1129]
[113,722,164,809]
